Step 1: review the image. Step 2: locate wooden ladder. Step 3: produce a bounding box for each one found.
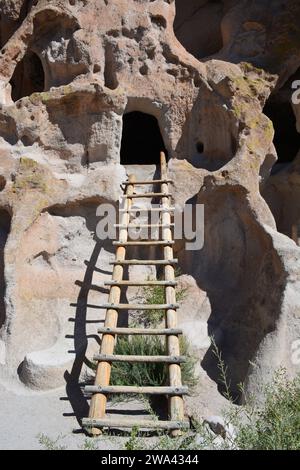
[82,152,189,435]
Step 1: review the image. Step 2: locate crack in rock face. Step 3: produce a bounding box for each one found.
[0,0,299,419]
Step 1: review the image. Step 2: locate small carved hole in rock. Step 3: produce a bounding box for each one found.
[150,15,167,29]
[139,64,148,76]
[21,135,33,147]
[196,142,204,153]
[10,50,45,102]
[93,64,101,73]
[146,47,155,60]
[0,176,6,192]
[167,68,178,78]
[121,111,167,165]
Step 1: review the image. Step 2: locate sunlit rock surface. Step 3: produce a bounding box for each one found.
[0,1,300,419]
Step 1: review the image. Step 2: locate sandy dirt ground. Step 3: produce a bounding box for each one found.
[0,381,145,450]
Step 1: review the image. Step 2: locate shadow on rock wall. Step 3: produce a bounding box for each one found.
[0,208,11,330]
[177,185,286,400]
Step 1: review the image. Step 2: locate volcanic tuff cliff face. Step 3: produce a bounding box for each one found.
[0,0,300,416]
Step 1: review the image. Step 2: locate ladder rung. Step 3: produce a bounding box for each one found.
[98,303,179,310]
[124,193,171,199]
[114,224,174,228]
[104,280,177,286]
[113,240,174,246]
[93,354,186,363]
[82,418,189,430]
[119,207,175,212]
[110,259,178,266]
[84,385,189,395]
[97,327,183,335]
[122,179,173,186]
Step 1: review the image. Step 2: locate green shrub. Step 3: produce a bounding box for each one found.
[135,269,187,327]
[111,335,167,387]
[123,370,300,451]
[234,370,300,450]
[210,339,300,450]
[109,272,196,390]
[110,334,197,390]
[38,433,67,450]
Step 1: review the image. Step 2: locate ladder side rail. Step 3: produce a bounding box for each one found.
[87,174,136,436]
[160,152,185,437]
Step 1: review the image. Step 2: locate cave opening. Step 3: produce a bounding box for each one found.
[120,111,167,165]
[174,0,224,60]
[10,50,45,102]
[0,209,11,329]
[262,77,300,244]
[263,98,300,168]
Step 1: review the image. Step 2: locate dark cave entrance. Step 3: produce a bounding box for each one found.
[0,209,11,329]
[120,111,167,165]
[263,98,300,168]
[10,50,45,102]
[262,77,300,245]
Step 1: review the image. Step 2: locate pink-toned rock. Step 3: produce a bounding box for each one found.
[0,0,299,418]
